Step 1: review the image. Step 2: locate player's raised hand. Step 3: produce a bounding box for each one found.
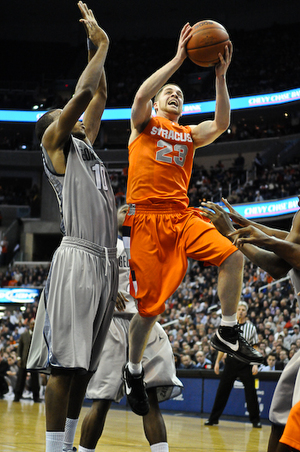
[228,225,270,248]
[215,41,232,76]
[78,1,109,47]
[221,197,250,227]
[199,201,235,237]
[175,23,193,61]
[116,292,128,312]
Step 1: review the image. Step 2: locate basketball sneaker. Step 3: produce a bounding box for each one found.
[122,363,149,416]
[211,325,264,364]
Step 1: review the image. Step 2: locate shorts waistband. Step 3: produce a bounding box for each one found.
[114,313,135,320]
[128,203,186,214]
[61,236,117,259]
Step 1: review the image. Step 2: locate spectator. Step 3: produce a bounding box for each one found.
[178,355,196,370]
[291,324,300,344]
[14,318,40,403]
[195,351,212,369]
[260,353,277,371]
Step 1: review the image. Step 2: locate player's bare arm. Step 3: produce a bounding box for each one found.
[78,2,109,145]
[199,200,292,278]
[42,1,109,173]
[190,42,232,149]
[129,23,192,143]
[222,197,289,239]
[199,201,236,237]
[230,211,300,272]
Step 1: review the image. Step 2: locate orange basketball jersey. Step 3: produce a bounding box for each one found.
[127,116,194,208]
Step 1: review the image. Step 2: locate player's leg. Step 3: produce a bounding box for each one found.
[124,313,158,416]
[185,212,263,364]
[122,209,187,416]
[79,399,111,450]
[278,401,300,452]
[45,369,73,452]
[143,388,168,452]
[63,372,93,452]
[217,250,243,316]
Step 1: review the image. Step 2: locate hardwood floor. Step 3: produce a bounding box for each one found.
[0,397,271,451]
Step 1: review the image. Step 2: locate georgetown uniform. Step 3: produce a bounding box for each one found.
[86,237,182,402]
[123,116,237,317]
[27,136,118,372]
[269,268,300,425]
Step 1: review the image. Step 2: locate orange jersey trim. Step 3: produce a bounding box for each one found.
[127,116,194,208]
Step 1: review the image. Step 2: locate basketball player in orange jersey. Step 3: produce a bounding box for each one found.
[122,22,264,418]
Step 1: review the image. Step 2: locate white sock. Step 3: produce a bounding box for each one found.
[63,417,79,450]
[221,314,237,327]
[46,431,65,452]
[78,446,95,452]
[128,361,142,375]
[150,442,169,452]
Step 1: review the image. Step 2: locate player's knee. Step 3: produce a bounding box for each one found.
[222,249,244,269]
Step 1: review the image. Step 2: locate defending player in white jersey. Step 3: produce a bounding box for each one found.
[27,4,118,452]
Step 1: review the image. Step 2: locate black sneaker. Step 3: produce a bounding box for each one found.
[122,364,149,416]
[204,420,219,426]
[211,325,264,365]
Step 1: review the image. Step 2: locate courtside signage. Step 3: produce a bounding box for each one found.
[218,196,299,219]
[0,288,40,303]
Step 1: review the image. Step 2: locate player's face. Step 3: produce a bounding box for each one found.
[117,204,129,233]
[155,85,184,118]
[72,121,86,140]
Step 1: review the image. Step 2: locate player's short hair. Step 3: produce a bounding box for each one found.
[154,83,183,104]
[35,109,59,143]
[238,301,248,311]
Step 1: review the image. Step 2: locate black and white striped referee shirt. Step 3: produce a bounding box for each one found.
[238,321,258,346]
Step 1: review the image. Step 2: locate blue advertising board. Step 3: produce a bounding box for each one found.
[203,378,276,419]
[0,288,40,304]
[1,87,299,122]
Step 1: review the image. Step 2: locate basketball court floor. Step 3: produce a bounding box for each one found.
[0,397,271,452]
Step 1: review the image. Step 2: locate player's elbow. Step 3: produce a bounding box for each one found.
[75,87,95,104]
[269,267,289,280]
[217,119,230,133]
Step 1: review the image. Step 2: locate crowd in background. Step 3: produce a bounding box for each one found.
[1,244,299,398]
[1,154,300,213]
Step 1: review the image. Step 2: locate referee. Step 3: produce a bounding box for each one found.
[205,301,262,428]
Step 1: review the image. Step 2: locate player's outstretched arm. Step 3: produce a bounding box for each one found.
[222,198,288,239]
[199,200,292,278]
[130,23,192,138]
[190,42,232,149]
[79,2,108,145]
[43,2,109,159]
[230,211,300,273]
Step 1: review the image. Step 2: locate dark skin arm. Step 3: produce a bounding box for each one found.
[42,1,109,174]
[80,4,108,145]
[221,197,288,239]
[199,200,300,279]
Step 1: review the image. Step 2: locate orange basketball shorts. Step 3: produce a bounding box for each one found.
[280,400,300,451]
[122,204,238,317]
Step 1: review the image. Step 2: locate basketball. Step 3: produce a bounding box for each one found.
[186,20,230,67]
